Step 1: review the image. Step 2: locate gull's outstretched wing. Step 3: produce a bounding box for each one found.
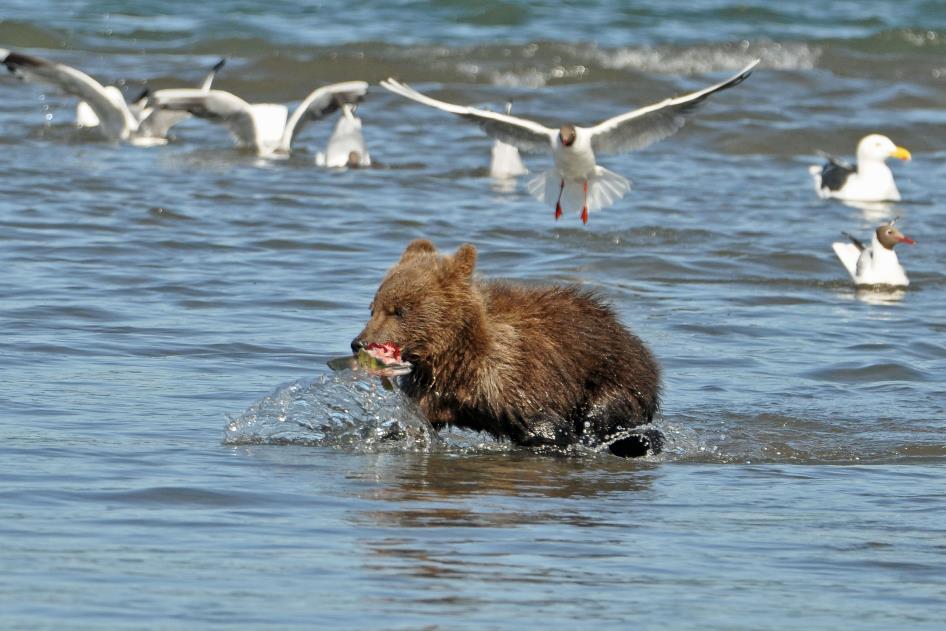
[380,78,555,154]
[151,88,258,148]
[588,60,759,156]
[1,49,136,140]
[278,81,369,153]
[832,240,862,281]
[136,58,228,139]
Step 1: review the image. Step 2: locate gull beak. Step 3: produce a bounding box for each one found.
[890,146,912,161]
[899,235,916,245]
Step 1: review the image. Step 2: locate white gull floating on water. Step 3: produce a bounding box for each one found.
[489,103,528,179]
[381,60,758,224]
[809,134,911,202]
[1,49,224,146]
[832,219,915,287]
[150,82,369,158]
[315,103,371,168]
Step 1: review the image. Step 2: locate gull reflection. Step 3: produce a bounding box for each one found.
[855,286,907,305]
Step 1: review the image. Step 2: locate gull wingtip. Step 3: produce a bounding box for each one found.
[739,59,761,77]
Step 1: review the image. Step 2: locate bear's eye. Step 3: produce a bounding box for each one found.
[393,306,406,319]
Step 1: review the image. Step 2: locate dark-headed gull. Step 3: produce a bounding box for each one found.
[810,134,911,202]
[381,60,757,224]
[833,219,915,287]
[150,82,368,158]
[1,49,224,146]
[316,103,371,168]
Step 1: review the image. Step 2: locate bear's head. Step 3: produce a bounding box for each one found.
[351,239,481,367]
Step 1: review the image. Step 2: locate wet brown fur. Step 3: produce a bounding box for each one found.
[352,240,661,452]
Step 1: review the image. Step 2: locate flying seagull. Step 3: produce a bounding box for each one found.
[1,49,225,146]
[381,60,758,223]
[150,81,369,157]
[810,134,911,202]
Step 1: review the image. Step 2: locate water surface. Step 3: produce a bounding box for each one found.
[2,1,945,628]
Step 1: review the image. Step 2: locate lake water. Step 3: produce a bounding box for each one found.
[2,1,945,628]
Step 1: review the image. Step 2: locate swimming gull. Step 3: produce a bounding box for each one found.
[76,58,225,133]
[315,103,371,168]
[489,102,528,179]
[832,219,915,287]
[1,49,224,146]
[810,134,911,202]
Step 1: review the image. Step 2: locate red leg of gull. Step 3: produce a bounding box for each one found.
[580,181,589,225]
[554,179,564,220]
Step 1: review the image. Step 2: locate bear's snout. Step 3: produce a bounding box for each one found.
[350,337,365,354]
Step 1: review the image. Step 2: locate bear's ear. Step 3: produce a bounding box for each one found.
[450,243,477,281]
[400,239,437,263]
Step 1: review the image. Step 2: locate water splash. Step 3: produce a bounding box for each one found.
[225,371,674,459]
[225,372,438,451]
[225,370,531,455]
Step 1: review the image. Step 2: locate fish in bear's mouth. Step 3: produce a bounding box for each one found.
[364,342,402,364]
[327,342,412,378]
[358,342,413,377]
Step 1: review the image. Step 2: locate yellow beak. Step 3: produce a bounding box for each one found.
[891,146,912,161]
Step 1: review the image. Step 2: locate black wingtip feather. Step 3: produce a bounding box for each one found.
[842,231,866,252]
[2,51,47,73]
[134,86,152,104]
[821,161,856,192]
[678,64,756,114]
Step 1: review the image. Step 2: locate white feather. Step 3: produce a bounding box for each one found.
[832,242,861,281]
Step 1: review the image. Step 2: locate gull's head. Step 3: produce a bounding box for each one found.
[347,151,362,168]
[559,124,577,147]
[876,222,915,250]
[857,134,911,163]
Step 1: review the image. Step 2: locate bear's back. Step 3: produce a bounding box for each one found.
[478,280,658,408]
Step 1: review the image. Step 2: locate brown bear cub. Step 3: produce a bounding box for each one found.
[351,239,662,457]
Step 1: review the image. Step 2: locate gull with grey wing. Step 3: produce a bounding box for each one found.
[150,81,369,157]
[1,49,225,146]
